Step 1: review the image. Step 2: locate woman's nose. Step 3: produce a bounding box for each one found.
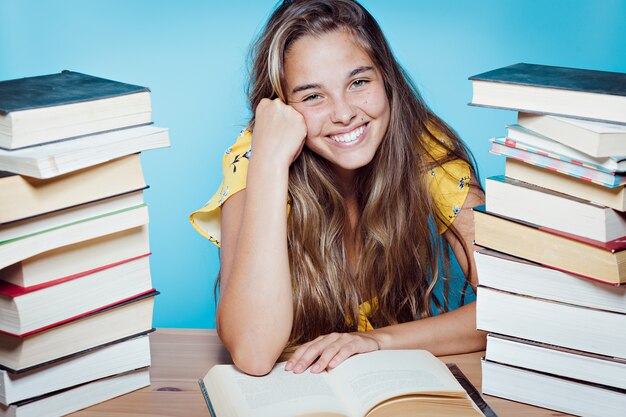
[330,96,356,125]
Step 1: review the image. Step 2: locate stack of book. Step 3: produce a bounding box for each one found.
[0,71,170,417]
[469,63,626,417]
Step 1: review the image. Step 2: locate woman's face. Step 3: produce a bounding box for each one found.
[284,29,391,180]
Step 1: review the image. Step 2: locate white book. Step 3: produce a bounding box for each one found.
[0,226,150,288]
[485,175,626,242]
[0,255,153,335]
[0,335,151,405]
[0,293,155,372]
[486,334,626,390]
[476,286,626,359]
[0,368,150,417]
[475,249,626,314]
[0,125,170,179]
[518,112,626,158]
[0,191,144,243]
[482,359,626,417]
[0,197,148,270]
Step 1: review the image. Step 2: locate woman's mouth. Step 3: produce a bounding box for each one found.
[329,124,367,144]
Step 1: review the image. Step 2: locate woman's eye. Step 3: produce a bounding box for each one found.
[303,94,321,102]
[351,79,369,88]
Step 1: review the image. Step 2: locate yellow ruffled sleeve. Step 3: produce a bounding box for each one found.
[423,129,472,234]
[189,130,252,247]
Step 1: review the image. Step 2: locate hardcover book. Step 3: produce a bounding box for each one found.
[0,291,157,372]
[0,254,152,335]
[199,350,490,417]
[475,249,626,314]
[473,205,626,285]
[0,226,150,288]
[0,367,150,417]
[0,71,152,150]
[0,153,146,224]
[476,286,626,358]
[0,199,149,270]
[505,158,626,211]
[469,63,626,124]
[485,334,626,391]
[482,359,626,417]
[0,333,151,405]
[485,175,626,242]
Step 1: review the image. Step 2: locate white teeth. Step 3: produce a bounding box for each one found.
[330,125,365,143]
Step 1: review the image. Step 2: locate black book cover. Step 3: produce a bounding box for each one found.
[469,63,626,97]
[0,70,150,114]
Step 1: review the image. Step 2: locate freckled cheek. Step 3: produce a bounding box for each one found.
[366,94,390,118]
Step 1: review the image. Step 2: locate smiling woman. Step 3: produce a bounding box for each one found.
[284,31,390,177]
[190,0,486,376]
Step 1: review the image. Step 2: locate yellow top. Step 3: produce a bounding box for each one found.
[190,129,472,331]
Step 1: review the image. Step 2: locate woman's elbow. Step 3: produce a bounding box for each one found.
[217,325,283,376]
[230,350,278,376]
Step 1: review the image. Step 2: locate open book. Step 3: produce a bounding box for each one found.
[199,350,489,417]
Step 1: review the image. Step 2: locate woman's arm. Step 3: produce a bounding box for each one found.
[217,98,306,376]
[285,174,487,374]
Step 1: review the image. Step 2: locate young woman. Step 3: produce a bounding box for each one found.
[191,0,486,376]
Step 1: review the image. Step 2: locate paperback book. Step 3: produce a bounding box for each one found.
[0,125,170,179]
[505,123,626,172]
[518,112,626,158]
[199,350,490,417]
[490,138,626,187]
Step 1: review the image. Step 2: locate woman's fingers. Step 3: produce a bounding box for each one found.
[285,333,380,374]
[253,98,307,166]
[285,333,340,373]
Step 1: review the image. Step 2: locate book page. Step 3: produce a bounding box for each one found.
[327,350,465,416]
[204,362,350,417]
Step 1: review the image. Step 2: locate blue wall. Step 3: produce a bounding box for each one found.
[1,0,625,328]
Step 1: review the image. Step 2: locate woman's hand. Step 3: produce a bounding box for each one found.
[285,332,381,374]
[252,98,307,167]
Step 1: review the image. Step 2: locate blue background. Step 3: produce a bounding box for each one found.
[1,0,625,329]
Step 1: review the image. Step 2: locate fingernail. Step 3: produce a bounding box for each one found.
[294,364,304,373]
[310,364,320,373]
[284,362,292,371]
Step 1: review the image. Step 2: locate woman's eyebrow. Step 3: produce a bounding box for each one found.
[290,66,375,95]
[291,83,321,95]
[349,65,374,77]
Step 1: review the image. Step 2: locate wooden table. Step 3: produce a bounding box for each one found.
[72,329,571,417]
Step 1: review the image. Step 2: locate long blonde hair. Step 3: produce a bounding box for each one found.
[246,0,478,345]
